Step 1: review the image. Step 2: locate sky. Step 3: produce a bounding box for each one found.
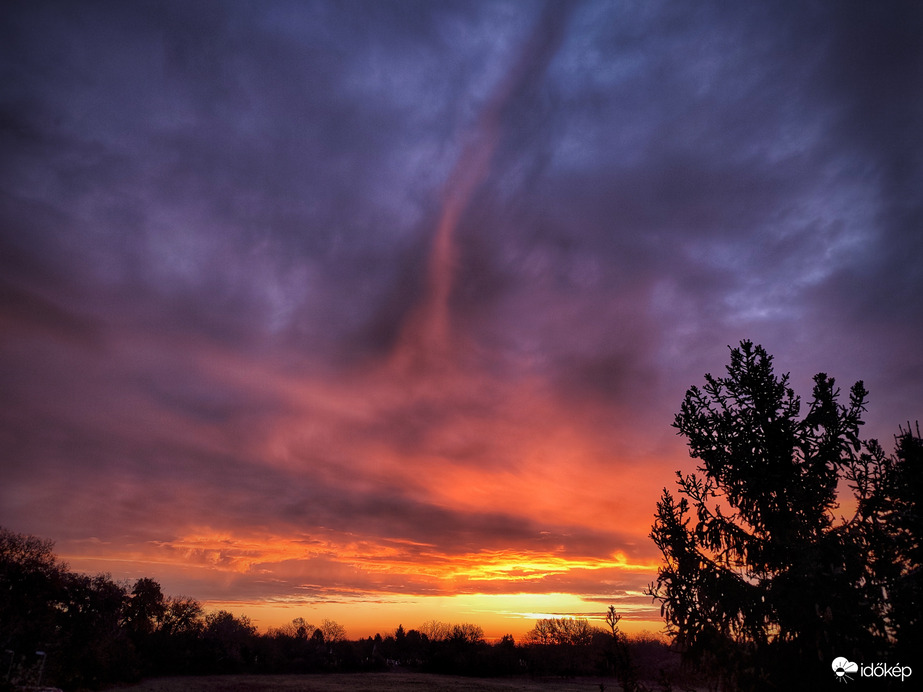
[1,0,922,640]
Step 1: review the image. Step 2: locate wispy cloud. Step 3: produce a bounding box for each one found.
[2,0,921,637]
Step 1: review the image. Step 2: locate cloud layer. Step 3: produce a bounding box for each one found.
[2,0,921,636]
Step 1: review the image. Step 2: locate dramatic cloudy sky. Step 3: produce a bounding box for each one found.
[2,0,921,638]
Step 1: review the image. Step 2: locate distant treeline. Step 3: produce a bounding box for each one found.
[0,527,691,691]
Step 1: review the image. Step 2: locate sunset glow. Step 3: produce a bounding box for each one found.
[2,0,921,644]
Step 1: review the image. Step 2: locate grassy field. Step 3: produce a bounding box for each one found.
[111,672,626,692]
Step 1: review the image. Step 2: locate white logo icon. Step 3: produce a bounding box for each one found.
[833,657,859,683]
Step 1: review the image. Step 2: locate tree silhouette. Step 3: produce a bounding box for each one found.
[202,610,257,670]
[882,425,922,657]
[321,618,347,644]
[0,527,63,661]
[126,577,166,636]
[648,341,899,688]
[524,617,601,677]
[850,422,922,661]
[605,606,638,691]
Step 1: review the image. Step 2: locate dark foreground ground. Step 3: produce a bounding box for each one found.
[110,672,640,692]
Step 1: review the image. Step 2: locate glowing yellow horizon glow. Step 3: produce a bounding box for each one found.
[200,592,667,642]
[60,529,665,642]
